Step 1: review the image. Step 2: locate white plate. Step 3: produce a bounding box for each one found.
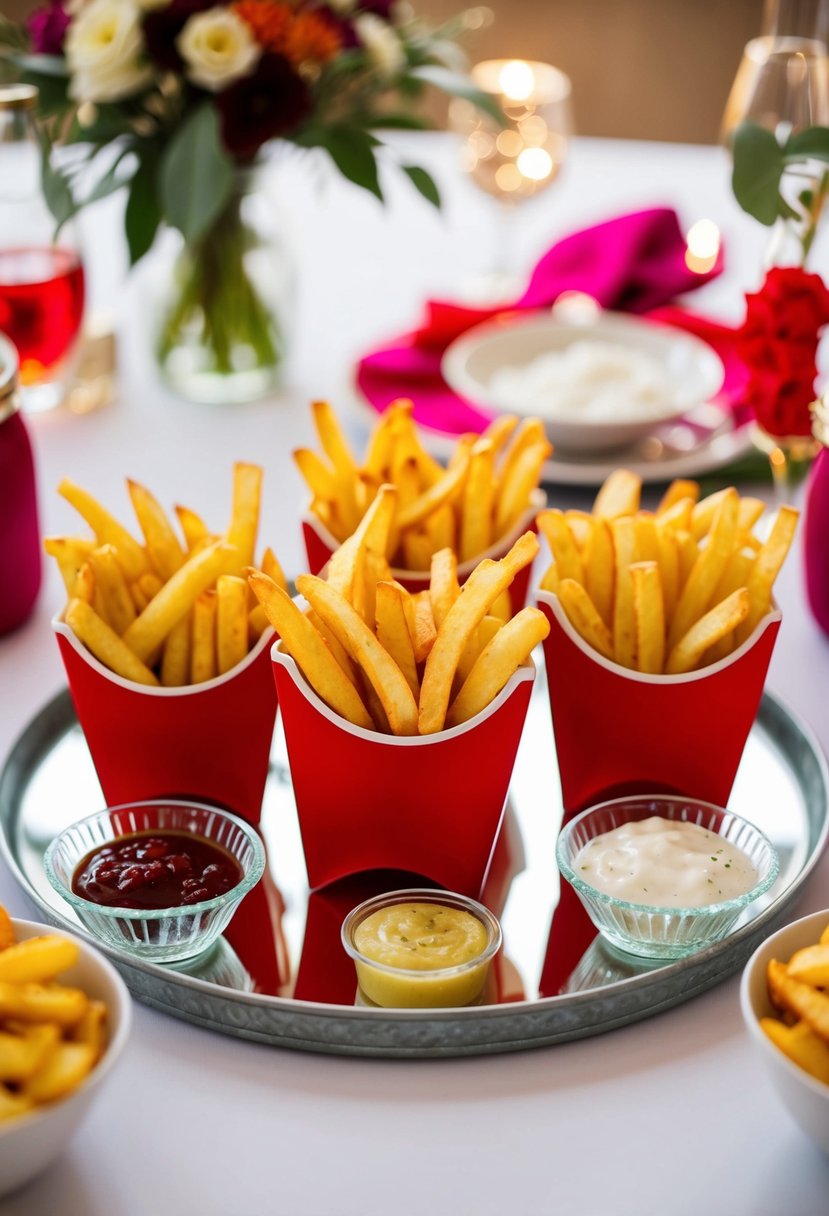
[349,387,754,488]
[441,311,726,454]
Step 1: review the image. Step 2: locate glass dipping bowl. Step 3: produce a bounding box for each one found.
[44,800,265,964]
[556,795,779,959]
[341,888,502,1009]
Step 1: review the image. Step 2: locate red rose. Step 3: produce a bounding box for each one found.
[760,267,829,334]
[737,266,829,437]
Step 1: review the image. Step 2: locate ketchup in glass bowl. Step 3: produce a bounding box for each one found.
[44,801,265,964]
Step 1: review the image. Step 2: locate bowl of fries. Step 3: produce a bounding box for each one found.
[249,508,546,895]
[47,464,283,824]
[296,399,548,620]
[536,470,796,814]
[740,908,829,1152]
[44,801,266,964]
[0,910,131,1197]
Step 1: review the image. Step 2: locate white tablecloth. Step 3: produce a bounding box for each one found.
[0,134,827,1215]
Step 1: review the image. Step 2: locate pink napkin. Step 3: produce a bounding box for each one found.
[355,207,733,437]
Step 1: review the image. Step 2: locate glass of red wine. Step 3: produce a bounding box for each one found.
[0,85,85,414]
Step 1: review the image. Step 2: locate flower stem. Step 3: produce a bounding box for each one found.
[157,186,281,379]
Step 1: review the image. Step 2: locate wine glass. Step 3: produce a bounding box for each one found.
[448,59,573,303]
[722,2,829,500]
[722,1,829,266]
[0,85,85,414]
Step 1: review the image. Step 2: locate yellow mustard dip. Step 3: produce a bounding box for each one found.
[352,901,492,1009]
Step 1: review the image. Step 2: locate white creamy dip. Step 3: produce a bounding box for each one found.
[573,816,758,907]
[488,339,675,422]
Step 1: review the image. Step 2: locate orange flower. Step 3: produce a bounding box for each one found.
[233,1,342,66]
[283,11,342,66]
[232,1,292,54]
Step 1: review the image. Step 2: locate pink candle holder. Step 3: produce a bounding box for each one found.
[0,334,40,635]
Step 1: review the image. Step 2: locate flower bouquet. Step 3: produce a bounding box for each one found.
[0,1,497,402]
[731,120,829,489]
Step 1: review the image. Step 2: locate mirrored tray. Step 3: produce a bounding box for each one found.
[0,677,826,1058]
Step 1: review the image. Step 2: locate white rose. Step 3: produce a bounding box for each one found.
[177,8,260,93]
[66,0,152,104]
[354,13,405,78]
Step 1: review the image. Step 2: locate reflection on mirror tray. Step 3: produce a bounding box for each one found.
[7,666,818,1021]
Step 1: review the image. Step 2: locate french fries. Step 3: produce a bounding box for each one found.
[47,465,286,687]
[762,921,829,1087]
[0,907,107,1122]
[295,399,550,571]
[537,470,798,675]
[249,515,547,736]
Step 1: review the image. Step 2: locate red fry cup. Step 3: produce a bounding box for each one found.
[301,489,546,618]
[271,642,536,896]
[536,590,781,818]
[53,617,277,826]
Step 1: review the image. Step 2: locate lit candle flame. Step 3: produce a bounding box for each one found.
[498,60,536,102]
[685,219,721,274]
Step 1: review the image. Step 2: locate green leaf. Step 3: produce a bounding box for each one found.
[402,164,441,207]
[407,65,506,126]
[68,105,133,146]
[158,103,233,243]
[785,126,829,159]
[38,135,76,230]
[19,69,69,116]
[314,125,384,201]
[2,51,67,77]
[370,113,430,131]
[82,149,133,207]
[0,17,29,51]
[731,121,797,225]
[125,153,161,265]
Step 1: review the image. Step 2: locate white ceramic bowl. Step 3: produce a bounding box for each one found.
[740,908,829,1154]
[441,310,725,453]
[0,918,132,1197]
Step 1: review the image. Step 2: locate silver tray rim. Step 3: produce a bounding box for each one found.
[0,688,827,1059]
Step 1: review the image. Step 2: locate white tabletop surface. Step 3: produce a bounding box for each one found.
[1,134,828,1215]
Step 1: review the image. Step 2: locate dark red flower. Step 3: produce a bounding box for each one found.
[217,53,311,161]
[737,266,829,437]
[142,0,214,72]
[26,2,70,54]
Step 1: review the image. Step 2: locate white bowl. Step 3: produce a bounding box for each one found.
[740,908,829,1154]
[0,918,132,1197]
[441,310,725,453]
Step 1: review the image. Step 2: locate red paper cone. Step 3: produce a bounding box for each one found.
[54,618,277,825]
[536,591,781,817]
[271,642,535,896]
[301,489,545,618]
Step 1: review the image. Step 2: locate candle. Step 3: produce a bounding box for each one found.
[451,59,572,203]
[685,218,721,274]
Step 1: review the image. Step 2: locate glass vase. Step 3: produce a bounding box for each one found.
[752,425,820,506]
[155,168,292,405]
